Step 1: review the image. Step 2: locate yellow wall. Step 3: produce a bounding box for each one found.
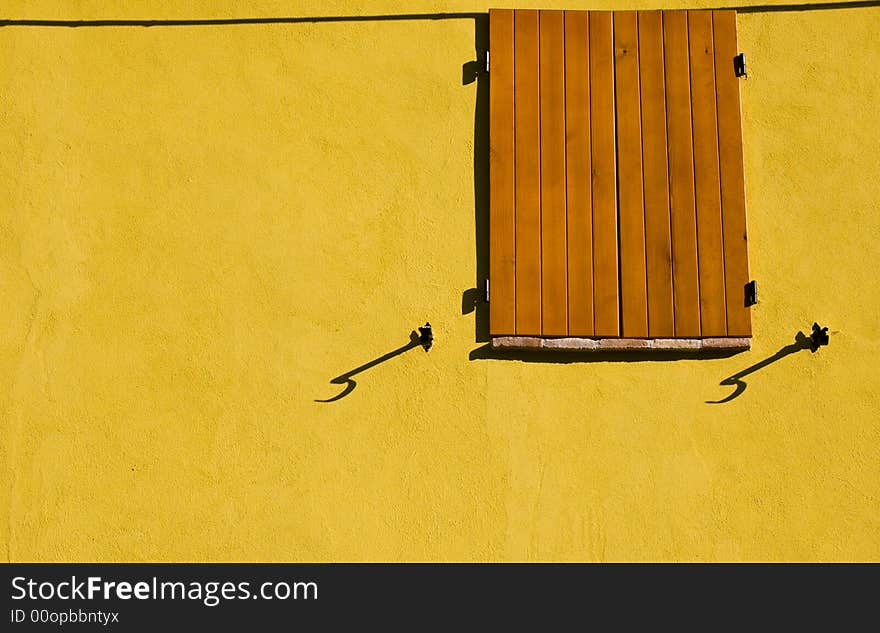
[1,0,878,561]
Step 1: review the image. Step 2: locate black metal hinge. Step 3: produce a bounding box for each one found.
[734,52,747,78]
[745,280,758,307]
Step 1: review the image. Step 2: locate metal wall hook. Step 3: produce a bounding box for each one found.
[810,322,829,351]
[419,323,434,350]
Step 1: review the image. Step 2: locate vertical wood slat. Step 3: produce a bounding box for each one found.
[489,9,516,336]
[713,9,752,336]
[564,11,594,336]
[590,11,619,337]
[614,11,648,337]
[639,10,675,338]
[663,10,701,337]
[539,10,568,336]
[514,9,542,335]
[688,10,727,337]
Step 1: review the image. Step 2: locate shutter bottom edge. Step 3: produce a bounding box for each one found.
[491,336,751,352]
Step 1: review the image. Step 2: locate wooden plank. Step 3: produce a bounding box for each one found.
[663,10,701,337]
[564,11,594,336]
[614,11,648,338]
[589,11,619,337]
[688,10,727,337]
[489,9,516,336]
[638,11,675,338]
[539,10,568,336]
[514,9,542,335]
[713,10,752,336]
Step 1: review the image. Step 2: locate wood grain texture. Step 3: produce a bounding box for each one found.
[489,9,751,341]
[514,9,542,335]
[688,10,727,337]
[564,11,594,336]
[489,9,516,335]
[590,11,619,337]
[539,10,568,336]
[614,11,648,337]
[638,10,674,338]
[663,10,701,337]
[713,9,752,336]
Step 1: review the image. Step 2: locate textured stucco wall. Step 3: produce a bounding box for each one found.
[1,1,878,561]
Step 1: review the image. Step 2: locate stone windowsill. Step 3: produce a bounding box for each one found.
[491,336,751,352]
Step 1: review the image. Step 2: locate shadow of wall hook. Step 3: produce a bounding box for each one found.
[419,323,434,350]
[810,323,829,351]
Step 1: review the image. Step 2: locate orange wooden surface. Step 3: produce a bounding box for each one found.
[688,10,727,337]
[513,9,541,335]
[564,11,594,336]
[590,11,619,337]
[713,9,752,336]
[488,9,750,340]
[539,10,568,336]
[488,9,516,336]
[614,11,648,337]
[638,10,675,338]
[663,10,701,337]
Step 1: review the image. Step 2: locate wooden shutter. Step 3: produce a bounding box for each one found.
[488,9,751,345]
